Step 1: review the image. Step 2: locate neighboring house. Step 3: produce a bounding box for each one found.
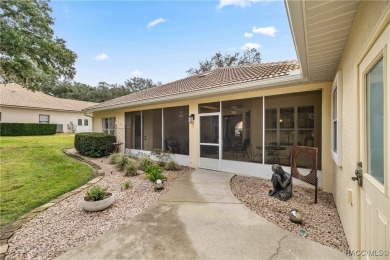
[84,1,389,255]
[0,83,97,133]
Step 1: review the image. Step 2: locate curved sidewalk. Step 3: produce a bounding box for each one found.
[57,169,349,260]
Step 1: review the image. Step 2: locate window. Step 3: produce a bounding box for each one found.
[78,119,82,126]
[234,121,243,136]
[366,58,384,184]
[125,107,189,155]
[102,117,116,135]
[331,71,343,166]
[265,91,322,168]
[332,89,337,152]
[222,97,263,163]
[39,114,49,124]
[84,119,89,126]
[164,106,189,155]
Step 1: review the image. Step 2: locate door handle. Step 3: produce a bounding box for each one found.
[352,161,363,187]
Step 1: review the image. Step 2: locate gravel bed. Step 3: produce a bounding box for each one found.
[6,150,187,260]
[230,175,349,252]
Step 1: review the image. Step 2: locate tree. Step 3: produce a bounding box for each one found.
[40,76,158,103]
[124,77,157,93]
[186,48,261,75]
[0,0,77,90]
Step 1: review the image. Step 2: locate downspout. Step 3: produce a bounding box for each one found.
[83,110,94,132]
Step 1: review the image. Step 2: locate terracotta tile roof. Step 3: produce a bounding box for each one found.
[87,60,299,111]
[0,83,97,112]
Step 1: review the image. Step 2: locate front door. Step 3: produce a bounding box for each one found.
[358,23,389,258]
[199,113,221,171]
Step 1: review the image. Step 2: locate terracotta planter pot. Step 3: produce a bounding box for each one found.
[82,193,115,212]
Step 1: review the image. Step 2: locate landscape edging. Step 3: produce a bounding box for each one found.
[0,148,105,260]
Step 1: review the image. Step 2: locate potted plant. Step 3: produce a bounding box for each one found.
[82,185,115,212]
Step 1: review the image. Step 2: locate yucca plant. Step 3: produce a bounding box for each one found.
[124,159,139,176]
[116,156,130,171]
[138,157,155,170]
[109,153,123,165]
[165,161,179,171]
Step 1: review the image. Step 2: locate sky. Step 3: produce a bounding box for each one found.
[50,0,297,86]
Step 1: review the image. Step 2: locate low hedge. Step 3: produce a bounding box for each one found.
[75,132,117,158]
[0,123,57,136]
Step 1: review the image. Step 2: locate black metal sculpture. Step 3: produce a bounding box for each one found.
[269,164,293,201]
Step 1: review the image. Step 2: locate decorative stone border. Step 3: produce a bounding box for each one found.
[0,149,105,260]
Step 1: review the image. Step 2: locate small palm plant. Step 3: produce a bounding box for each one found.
[145,164,167,182]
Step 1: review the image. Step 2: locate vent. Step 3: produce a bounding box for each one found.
[56,124,64,133]
[198,71,212,78]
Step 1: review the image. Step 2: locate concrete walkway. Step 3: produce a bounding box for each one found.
[57,169,349,260]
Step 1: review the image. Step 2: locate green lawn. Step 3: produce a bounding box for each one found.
[0,134,93,226]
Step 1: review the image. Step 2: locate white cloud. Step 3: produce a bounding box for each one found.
[94,53,109,61]
[147,18,167,29]
[244,32,253,38]
[131,70,143,77]
[252,26,277,36]
[217,0,264,9]
[241,42,261,50]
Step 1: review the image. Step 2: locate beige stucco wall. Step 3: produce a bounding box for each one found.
[332,1,389,251]
[0,106,93,133]
[93,81,334,191]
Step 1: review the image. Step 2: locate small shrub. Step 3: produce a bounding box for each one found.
[116,156,130,171]
[122,181,132,190]
[138,157,155,170]
[165,161,180,171]
[75,132,116,158]
[151,148,172,166]
[124,159,139,176]
[109,153,123,165]
[85,185,109,201]
[145,164,166,182]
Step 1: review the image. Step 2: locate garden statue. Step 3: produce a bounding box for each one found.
[269,164,293,201]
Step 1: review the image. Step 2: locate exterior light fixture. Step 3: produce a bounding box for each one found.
[188,114,195,123]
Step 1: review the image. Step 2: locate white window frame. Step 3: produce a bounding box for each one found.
[39,114,50,124]
[78,119,82,126]
[84,119,89,126]
[102,117,116,135]
[331,71,343,166]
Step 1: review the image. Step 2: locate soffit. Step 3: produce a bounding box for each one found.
[287,0,361,82]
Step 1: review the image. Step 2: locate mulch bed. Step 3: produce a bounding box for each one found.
[230,175,349,252]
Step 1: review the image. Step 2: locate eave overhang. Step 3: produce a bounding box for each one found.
[285,0,361,82]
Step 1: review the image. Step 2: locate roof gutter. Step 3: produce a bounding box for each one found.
[284,0,309,80]
[85,73,305,113]
[0,104,88,113]
[83,111,94,132]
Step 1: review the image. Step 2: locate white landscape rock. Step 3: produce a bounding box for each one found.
[6,151,186,260]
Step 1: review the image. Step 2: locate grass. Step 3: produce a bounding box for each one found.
[0,134,93,227]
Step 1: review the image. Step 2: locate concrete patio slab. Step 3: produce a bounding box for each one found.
[56,169,350,260]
